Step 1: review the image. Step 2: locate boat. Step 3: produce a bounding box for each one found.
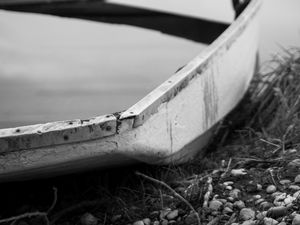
[0,0,262,181]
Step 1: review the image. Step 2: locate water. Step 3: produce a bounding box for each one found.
[0,0,299,128]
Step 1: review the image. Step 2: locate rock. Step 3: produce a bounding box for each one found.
[166,210,178,220]
[267,206,288,218]
[223,181,234,186]
[253,195,262,199]
[293,214,300,225]
[168,220,176,225]
[260,202,273,211]
[284,195,295,205]
[218,199,227,204]
[223,207,233,214]
[132,221,144,225]
[257,184,263,191]
[226,186,233,190]
[256,211,267,220]
[80,213,98,225]
[111,214,122,222]
[153,221,160,225]
[234,200,245,209]
[266,185,277,194]
[288,159,300,168]
[242,220,256,225]
[231,168,247,176]
[143,218,151,225]
[160,208,171,219]
[272,192,284,198]
[279,179,291,185]
[161,220,168,225]
[278,222,287,225]
[295,175,300,183]
[240,208,255,221]
[229,189,241,199]
[289,185,300,191]
[184,212,198,225]
[209,200,223,211]
[224,202,233,209]
[255,198,265,205]
[293,190,300,198]
[227,197,235,202]
[264,217,279,225]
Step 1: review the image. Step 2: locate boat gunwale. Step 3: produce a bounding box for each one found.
[0,0,262,153]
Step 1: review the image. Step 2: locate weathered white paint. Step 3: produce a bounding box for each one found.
[0,0,261,180]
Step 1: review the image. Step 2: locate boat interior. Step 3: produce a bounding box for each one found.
[0,0,243,129]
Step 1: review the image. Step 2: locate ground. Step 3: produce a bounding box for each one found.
[0,48,300,225]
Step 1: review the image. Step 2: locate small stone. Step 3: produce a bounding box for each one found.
[289,185,300,191]
[184,212,198,225]
[143,218,151,225]
[253,195,262,199]
[267,206,288,219]
[80,213,98,225]
[240,208,255,221]
[111,214,122,222]
[256,211,267,220]
[161,219,168,225]
[166,210,178,220]
[279,179,292,185]
[255,198,265,205]
[231,168,247,176]
[292,214,300,225]
[132,221,144,225]
[272,192,284,198]
[284,195,295,205]
[226,186,233,190]
[224,202,233,209]
[234,200,245,209]
[260,202,273,211]
[266,185,277,194]
[209,200,223,211]
[227,197,235,202]
[218,199,227,204]
[295,175,300,183]
[223,207,233,214]
[223,181,234,186]
[293,190,300,198]
[229,189,241,199]
[168,221,176,225]
[242,220,256,225]
[257,184,263,191]
[264,217,279,225]
[288,159,300,168]
[160,208,171,219]
[153,221,160,225]
[278,222,287,225]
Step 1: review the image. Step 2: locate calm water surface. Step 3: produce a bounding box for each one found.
[0,0,299,128]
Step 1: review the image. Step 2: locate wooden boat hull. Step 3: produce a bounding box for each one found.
[0,0,261,181]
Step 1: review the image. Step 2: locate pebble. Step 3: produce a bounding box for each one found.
[289,185,300,191]
[226,186,233,190]
[293,214,300,225]
[255,198,265,205]
[278,222,287,225]
[160,208,171,219]
[266,185,277,194]
[161,220,168,225]
[166,210,178,220]
[295,175,300,183]
[260,202,273,211]
[257,184,263,191]
[223,207,233,214]
[256,211,267,220]
[111,214,122,222]
[293,190,300,198]
[184,213,198,225]
[218,198,227,204]
[209,200,223,211]
[288,159,300,168]
[231,168,247,176]
[132,221,144,225]
[279,179,291,185]
[264,217,279,225]
[229,189,241,199]
[80,213,98,225]
[143,218,151,225]
[240,208,255,221]
[153,221,160,225]
[242,220,256,225]
[284,195,295,205]
[227,196,235,202]
[267,206,288,219]
[253,195,262,199]
[234,200,246,209]
[224,202,233,209]
[272,192,284,198]
[223,181,234,186]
